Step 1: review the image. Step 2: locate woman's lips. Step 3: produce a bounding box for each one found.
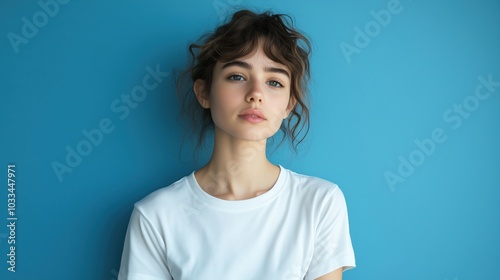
[238,108,266,123]
[238,114,266,123]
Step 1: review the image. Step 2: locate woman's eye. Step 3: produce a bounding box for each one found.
[227,74,245,81]
[267,80,284,88]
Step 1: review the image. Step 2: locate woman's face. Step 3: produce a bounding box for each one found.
[195,44,295,142]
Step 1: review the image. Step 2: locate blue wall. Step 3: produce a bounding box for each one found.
[1,0,499,279]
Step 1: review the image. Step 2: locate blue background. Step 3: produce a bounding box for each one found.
[1,0,499,279]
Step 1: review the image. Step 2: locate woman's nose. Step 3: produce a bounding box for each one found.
[246,80,264,103]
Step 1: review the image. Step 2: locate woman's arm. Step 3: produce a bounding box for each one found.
[315,267,343,280]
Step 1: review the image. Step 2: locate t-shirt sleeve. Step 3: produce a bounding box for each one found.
[118,206,172,280]
[305,186,356,280]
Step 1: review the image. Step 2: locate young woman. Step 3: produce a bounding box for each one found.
[118,9,355,280]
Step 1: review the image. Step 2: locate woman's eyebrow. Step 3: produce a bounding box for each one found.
[221,60,290,78]
[222,60,251,70]
[265,66,290,78]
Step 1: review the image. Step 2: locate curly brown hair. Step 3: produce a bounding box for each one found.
[177,9,311,153]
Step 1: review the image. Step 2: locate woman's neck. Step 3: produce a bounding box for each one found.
[194,129,280,200]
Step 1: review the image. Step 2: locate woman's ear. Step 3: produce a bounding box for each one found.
[284,96,297,119]
[194,79,210,108]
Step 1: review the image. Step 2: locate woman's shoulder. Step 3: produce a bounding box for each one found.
[279,166,345,205]
[285,167,340,193]
[133,172,195,214]
[283,167,349,212]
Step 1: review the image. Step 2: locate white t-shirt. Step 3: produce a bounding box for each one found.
[118,165,355,280]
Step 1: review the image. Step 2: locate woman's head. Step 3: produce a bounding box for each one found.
[178,9,311,151]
